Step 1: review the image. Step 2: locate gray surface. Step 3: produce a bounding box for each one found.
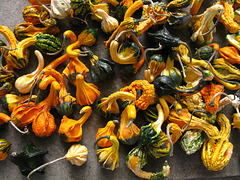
[0,0,240,180]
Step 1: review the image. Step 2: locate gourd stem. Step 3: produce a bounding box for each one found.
[9,120,29,135]
[187,110,209,131]
[144,43,163,62]
[94,135,110,149]
[127,118,134,128]
[201,9,223,36]
[209,92,233,108]
[204,49,217,68]
[112,120,119,124]
[166,125,173,156]
[71,13,90,27]
[27,156,66,180]
[23,71,44,109]
[46,35,66,55]
[176,52,186,78]
[0,47,18,75]
[115,30,144,49]
[173,101,182,114]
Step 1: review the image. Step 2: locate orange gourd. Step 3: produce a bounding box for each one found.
[95,120,117,148]
[75,74,100,106]
[11,81,60,137]
[200,83,224,114]
[59,106,92,142]
[219,46,240,64]
[117,104,140,145]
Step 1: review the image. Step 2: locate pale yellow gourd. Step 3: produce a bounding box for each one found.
[15,50,44,94]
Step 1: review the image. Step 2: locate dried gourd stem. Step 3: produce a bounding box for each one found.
[201,9,223,36]
[144,0,169,17]
[9,120,29,135]
[126,118,135,128]
[173,101,182,114]
[38,0,57,26]
[79,46,93,57]
[58,93,70,100]
[115,30,144,49]
[94,135,110,149]
[0,47,18,76]
[112,120,119,124]
[144,43,163,62]
[207,63,240,85]
[176,52,186,78]
[46,35,66,55]
[71,12,91,27]
[209,92,233,107]
[209,92,240,117]
[166,125,173,156]
[186,110,209,132]
[27,156,66,180]
[23,71,45,109]
[204,49,217,68]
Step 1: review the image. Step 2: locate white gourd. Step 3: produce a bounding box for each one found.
[94,9,119,34]
[15,50,44,94]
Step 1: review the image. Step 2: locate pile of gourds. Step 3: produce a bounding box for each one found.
[1,0,240,179]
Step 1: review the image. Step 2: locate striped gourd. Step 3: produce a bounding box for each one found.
[70,0,91,17]
[35,33,62,54]
[0,139,11,161]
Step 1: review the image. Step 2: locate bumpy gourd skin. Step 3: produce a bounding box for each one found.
[180,130,205,155]
[201,114,233,171]
[120,80,154,110]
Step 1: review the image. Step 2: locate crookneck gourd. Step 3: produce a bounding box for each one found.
[95,135,119,171]
[96,91,136,118]
[215,0,239,34]
[11,80,60,137]
[168,108,219,138]
[59,106,92,142]
[126,146,171,180]
[177,44,240,90]
[39,68,77,116]
[139,104,166,146]
[117,104,140,145]
[201,114,233,171]
[190,4,223,44]
[15,50,44,94]
[66,28,98,57]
